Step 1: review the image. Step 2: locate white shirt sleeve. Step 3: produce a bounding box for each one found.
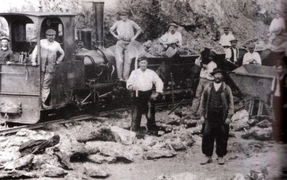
[152,71,164,93]
[254,52,262,65]
[31,45,38,64]
[126,70,136,89]
[242,53,250,65]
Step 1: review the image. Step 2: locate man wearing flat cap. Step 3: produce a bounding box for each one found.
[31,29,65,107]
[242,43,261,65]
[157,23,183,84]
[199,68,234,165]
[126,56,163,134]
[110,10,142,81]
[219,26,235,53]
[225,38,239,65]
[0,36,14,64]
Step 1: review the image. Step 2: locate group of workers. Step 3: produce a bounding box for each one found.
[0,9,285,166]
[109,10,287,166]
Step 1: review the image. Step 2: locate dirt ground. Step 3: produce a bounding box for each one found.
[44,108,285,180]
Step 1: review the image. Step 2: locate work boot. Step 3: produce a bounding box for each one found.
[200,156,212,165]
[218,157,225,165]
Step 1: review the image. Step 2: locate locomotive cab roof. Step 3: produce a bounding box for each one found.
[0,11,76,63]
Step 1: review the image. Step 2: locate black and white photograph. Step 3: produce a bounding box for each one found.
[0,0,286,179]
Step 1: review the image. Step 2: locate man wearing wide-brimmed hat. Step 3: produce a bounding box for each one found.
[31,29,65,107]
[242,43,261,65]
[199,68,234,165]
[0,36,14,64]
[126,56,163,134]
[219,25,235,53]
[110,10,142,81]
[225,37,239,65]
[159,23,182,52]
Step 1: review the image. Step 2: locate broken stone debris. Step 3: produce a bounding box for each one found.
[110,126,136,145]
[42,164,68,178]
[143,148,177,160]
[0,170,38,179]
[85,166,109,179]
[241,127,272,141]
[88,154,116,164]
[155,172,198,180]
[229,173,246,180]
[76,127,119,143]
[19,135,60,156]
[4,154,34,170]
[85,141,134,163]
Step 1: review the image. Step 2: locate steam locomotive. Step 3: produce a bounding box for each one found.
[0,1,278,125]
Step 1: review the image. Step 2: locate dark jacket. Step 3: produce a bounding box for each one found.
[0,48,14,63]
[199,82,234,122]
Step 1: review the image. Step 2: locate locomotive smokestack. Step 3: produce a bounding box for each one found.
[93,1,104,48]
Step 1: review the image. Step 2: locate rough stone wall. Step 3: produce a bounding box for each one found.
[0,0,284,52]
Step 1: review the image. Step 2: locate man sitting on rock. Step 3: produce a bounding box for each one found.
[199,68,234,165]
[242,44,262,65]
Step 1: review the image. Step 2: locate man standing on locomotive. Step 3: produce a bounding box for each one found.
[127,56,163,134]
[31,29,65,107]
[109,10,142,81]
[0,36,14,64]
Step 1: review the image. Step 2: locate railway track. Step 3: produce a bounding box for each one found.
[0,97,191,136]
[0,115,94,136]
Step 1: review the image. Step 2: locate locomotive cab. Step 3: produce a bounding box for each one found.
[0,12,85,124]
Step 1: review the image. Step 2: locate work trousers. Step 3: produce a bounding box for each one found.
[272,96,284,142]
[115,40,132,80]
[202,110,229,157]
[190,78,213,114]
[42,72,54,105]
[130,90,156,132]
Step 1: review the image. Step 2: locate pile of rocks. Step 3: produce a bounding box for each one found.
[230,109,273,141]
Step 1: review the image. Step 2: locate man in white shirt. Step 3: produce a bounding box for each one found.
[268,13,286,46]
[159,23,182,52]
[157,23,182,83]
[242,44,262,65]
[127,56,163,133]
[219,26,235,54]
[225,38,239,65]
[190,47,217,118]
[110,10,142,81]
[31,29,65,107]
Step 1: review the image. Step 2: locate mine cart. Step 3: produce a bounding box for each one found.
[228,64,276,118]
